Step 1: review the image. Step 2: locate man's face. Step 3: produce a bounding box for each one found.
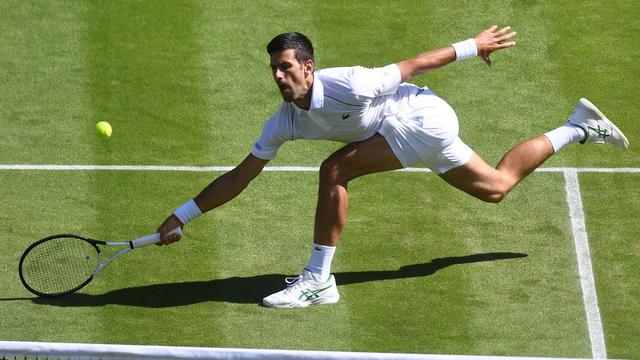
[269,49,313,104]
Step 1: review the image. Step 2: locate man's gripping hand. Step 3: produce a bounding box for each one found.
[156,214,184,246]
[475,25,517,66]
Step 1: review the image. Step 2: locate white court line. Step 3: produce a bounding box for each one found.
[564,169,607,359]
[1,164,639,173]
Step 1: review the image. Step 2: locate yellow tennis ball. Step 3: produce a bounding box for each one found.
[95,121,112,138]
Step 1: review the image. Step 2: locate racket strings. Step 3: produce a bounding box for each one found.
[21,237,99,295]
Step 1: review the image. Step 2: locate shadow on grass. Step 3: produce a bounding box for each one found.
[26,252,526,308]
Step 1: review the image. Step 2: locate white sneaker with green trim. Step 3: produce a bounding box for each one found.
[568,98,629,149]
[262,269,340,308]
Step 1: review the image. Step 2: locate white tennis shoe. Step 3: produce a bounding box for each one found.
[262,269,340,308]
[568,98,629,149]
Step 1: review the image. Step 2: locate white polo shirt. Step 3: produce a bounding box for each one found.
[252,64,402,160]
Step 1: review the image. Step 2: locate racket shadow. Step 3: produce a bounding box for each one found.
[32,252,526,308]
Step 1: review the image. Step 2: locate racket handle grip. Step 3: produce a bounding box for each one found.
[130,227,182,248]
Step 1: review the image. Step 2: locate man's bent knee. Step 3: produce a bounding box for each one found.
[439,152,521,204]
[470,175,514,203]
[319,157,348,184]
[481,190,508,203]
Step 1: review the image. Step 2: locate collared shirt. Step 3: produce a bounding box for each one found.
[252,63,402,160]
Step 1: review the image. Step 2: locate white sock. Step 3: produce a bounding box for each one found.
[544,122,587,153]
[305,243,336,281]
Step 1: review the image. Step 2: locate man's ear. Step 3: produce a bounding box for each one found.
[304,59,315,76]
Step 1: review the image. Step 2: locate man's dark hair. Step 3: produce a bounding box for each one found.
[267,32,314,63]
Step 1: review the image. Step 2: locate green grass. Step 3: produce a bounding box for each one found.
[582,173,640,357]
[1,171,589,356]
[1,0,639,358]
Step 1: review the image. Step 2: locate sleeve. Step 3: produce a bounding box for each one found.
[251,104,293,160]
[350,63,402,98]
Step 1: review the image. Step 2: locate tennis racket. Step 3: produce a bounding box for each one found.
[18,227,182,297]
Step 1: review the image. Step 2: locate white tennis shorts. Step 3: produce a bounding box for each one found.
[377,86,473,174]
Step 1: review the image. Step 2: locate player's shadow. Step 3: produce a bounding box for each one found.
[32,252,526,308]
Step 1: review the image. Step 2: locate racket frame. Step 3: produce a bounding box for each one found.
[19,234,105,297]
[18,229,179,297]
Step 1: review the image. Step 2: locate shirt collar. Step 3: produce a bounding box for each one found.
[293,72,323,113]
[309,73,324,110]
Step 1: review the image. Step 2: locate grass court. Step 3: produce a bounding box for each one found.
[1,1,638,358]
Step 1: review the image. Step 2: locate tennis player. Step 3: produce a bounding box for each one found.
[156,25,628,308]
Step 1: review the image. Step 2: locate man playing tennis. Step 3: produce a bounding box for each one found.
[156,25,628,308]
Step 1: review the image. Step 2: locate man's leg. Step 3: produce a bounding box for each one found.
[314,133,404,246]
[439,135,554,202]
[440,97,629,201]
[263,134,403,308]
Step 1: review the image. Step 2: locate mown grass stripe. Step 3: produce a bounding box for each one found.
[83,0,212,345]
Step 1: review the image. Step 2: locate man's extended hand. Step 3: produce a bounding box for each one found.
[156,214,184,246]
[475,25,517,66]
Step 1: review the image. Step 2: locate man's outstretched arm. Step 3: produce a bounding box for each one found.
[396,25,516,82]
[156,153,269,245]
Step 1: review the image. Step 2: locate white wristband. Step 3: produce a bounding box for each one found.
[451,38,477,61]
[173,199,202,225]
